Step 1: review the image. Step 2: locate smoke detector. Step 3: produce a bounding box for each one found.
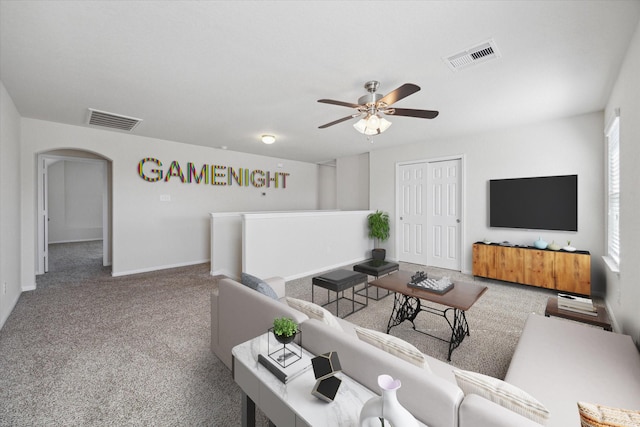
[444,39,501,72]
[86,108,142,131]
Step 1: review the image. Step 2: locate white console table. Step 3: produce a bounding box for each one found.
[232,334,427,427]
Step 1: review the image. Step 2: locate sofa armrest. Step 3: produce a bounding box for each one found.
[264,276,286,298]
[459,395,542,427]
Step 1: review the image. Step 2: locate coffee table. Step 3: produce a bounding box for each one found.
[370,270,487,361]
[311,270,368,318]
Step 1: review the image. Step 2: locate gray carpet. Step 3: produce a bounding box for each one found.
[0,242,554,426]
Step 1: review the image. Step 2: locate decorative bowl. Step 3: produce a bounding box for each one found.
[547,241,561,251]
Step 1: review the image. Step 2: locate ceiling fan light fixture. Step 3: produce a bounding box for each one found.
[354,114,391,135]
[366,114,380,130]
[378,117,392,132]
[261,134,276,144]
[353,118,368,134]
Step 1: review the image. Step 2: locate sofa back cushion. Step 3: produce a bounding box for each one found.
[286,297,343,331]
[355,326,432,372]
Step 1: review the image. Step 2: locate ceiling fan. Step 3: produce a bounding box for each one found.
[317,81,439,135]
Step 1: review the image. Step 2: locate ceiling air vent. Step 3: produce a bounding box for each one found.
[87,108,142,132]
[444,39,501,72]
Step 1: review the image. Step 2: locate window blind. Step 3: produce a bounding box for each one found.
[606,115,620,266]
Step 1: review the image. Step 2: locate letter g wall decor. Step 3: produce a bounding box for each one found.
[137,158,290,189]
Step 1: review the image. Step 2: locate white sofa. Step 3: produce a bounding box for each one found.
[211,275,640,427]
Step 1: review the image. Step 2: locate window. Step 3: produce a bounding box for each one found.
[605,111,620,271]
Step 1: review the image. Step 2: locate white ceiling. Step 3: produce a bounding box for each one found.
[1,1,639,164]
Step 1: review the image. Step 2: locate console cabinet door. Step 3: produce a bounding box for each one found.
[554,251,591,295]
[472,244,496,277]
[523,250,555,289]
[495,247,524,283]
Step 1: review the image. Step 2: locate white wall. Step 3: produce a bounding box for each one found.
[337,153,369,210]
[48,160,104,243]
[242,210,372,280]
[318,164,337,210]
[20,118,320,284]
[604,20,640,344]
[0,81,22,329]
[210,212,244,278]
[370,112,605,290]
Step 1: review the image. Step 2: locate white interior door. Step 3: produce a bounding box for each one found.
[37,156,49,273]
[427,159,462,270]
[397,162,427,264]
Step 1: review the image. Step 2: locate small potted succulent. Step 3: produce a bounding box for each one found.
[272,317,298,344]
[367,210,390,260]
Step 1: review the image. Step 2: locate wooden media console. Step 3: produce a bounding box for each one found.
[472,243,591,295]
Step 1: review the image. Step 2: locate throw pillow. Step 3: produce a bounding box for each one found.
[285,297,343,331]
[578,402,640,427]
[241,272,278,300]
[453,369,549,425]
[241,272,263,290]
[355,327,431,372]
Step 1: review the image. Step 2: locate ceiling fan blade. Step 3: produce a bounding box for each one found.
[387,108,439,119]
[317,99,362,109]
[318,115,356,129]
[378,83,421,106]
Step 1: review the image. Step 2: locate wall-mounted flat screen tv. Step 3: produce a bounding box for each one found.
[489,174,578,231]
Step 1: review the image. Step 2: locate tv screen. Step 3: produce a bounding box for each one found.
[489,175,577,231]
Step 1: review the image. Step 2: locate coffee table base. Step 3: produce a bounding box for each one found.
[386,293,470,361]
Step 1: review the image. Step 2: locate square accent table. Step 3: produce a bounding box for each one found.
[353,259,399,300]
[312,270,368,318]
[545,297,612,331]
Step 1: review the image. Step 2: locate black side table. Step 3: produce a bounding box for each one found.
[311,270,368,318]
[353,259,400,300]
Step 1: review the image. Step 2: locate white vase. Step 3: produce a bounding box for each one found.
[359,375,419,427]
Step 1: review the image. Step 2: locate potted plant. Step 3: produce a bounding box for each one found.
[272,317,298,344]
[367,210,390,260]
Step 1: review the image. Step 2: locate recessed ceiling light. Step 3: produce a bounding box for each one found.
[261,134,276,144]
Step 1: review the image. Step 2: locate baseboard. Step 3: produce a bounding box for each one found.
[112,259,209,277]
[0,291,20,331]
[48,238,103,244]
[283,257,369,282]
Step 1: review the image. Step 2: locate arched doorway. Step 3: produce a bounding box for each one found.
[36,149,112,281]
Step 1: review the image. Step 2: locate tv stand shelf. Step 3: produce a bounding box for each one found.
[472,243,591,295]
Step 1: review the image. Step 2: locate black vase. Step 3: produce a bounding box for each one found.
[372,248,386,261]
[274,332,296,344]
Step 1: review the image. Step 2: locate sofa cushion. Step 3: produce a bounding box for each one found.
[355,327,431,372]
[453,369,549,425]
[241,272,278,300]
[506,314,640,427]
[285,297,342,331]
[577,402,640,427]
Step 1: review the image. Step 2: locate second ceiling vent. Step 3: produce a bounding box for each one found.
[444,39,501,72]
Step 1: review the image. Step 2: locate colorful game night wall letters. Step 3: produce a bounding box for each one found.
[137,158,290,189]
